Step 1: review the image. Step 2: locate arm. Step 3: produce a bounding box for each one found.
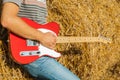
[1,2,56,49]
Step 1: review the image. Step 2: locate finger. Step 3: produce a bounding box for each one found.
[49,43,56,49]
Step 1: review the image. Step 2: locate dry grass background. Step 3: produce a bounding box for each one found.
[0,0,120,80]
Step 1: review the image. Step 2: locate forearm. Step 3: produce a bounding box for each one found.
[2,16,43,41]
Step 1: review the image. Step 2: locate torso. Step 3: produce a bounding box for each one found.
[18,0,47,24]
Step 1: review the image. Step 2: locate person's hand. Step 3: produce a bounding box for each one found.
[39,32,57,49]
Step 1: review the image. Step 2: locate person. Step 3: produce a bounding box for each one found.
[1,0,80,80]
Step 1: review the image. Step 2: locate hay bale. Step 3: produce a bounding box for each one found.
[0,0,120,80]
[47,0,120,80]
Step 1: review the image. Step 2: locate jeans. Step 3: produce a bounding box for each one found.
[22,57,80,80]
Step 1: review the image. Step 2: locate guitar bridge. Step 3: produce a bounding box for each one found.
[20,50,40,56]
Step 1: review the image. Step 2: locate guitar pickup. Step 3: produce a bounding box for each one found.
[26,39,39,46]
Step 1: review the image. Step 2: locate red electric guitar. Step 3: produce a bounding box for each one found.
[9,18,61,64]
[9,18,112,64]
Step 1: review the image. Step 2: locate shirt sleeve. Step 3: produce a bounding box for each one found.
[3,0,22,7]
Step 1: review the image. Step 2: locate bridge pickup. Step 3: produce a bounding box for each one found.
[20,50,40,56]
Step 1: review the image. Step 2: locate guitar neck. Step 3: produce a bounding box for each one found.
[56,36,111,43]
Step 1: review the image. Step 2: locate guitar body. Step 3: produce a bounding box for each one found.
[9,18,60,64]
